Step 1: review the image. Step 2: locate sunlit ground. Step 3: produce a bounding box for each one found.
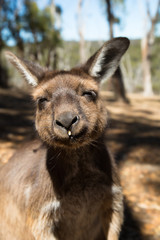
[103,92,160,240]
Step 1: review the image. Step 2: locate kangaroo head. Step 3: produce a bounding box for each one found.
[6,37,129,148]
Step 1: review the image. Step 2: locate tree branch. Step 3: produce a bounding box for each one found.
[152,0,160,23]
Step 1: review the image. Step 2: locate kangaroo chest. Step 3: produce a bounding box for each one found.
[34,168,111,240]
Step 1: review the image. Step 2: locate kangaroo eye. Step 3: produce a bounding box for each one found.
[37,98,48,110]
[82,90,97,101]
[38,97,48,103]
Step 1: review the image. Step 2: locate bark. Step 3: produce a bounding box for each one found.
[47,0,60,69]
[105,0,129,103]
[105,0,114,39]
[141,0,160,96]
[77,0,86,63]
[141,35,153,96]
[46,47,52,68]
[53,49,58,70]
[14,2,24,55]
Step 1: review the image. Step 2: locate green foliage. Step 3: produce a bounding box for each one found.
[0,0,160,93]
[124,38,160,94]
[151,37,160,94]
[24,2,54,41]
[22,1,61,66]
[0,0,62,87]
[62,38,160,94]
[0,0,61,56]
[127,40,141,69]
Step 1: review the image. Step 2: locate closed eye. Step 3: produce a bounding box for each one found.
[37,97,49,110]
[38,97,48,103]
[82,90,97,100]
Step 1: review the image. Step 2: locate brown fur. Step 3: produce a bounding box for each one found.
[0,37,130,240]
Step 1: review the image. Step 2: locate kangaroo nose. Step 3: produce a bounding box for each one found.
[55,112,79,130]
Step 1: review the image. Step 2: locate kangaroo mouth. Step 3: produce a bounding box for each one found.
[53,126,88,147]
[69,127,88,140]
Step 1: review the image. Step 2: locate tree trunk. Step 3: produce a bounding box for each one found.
[141,35,153,96]
[53,49,58,70]
[141,0,160,96]
[105,0,114,39]
[77,0,86,63]
[46,47,53,68]
[105,0,129,103]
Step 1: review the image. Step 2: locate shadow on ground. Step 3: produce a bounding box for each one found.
[120,199,143,240]
[0,89,35,143]
[108,117,160,165]
[105,96,160,240]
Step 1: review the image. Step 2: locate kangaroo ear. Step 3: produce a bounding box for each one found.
[5,51,46,87]
[82,37,130,82]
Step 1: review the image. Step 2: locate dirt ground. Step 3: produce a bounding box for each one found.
[0,88,160,240]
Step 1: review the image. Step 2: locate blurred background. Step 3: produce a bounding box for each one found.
[0,1,160,240]
[0,0,160,95]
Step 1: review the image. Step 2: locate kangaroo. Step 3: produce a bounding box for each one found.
[0,37,129,240]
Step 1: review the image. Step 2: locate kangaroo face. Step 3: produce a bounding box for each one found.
[33,72,107,148]
[6,37,130,148]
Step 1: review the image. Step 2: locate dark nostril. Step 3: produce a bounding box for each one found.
[55,112,79,130]
[55,120,64,128]
[71,116,79,125]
